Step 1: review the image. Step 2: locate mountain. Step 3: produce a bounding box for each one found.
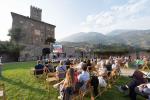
[60,32,109,44]
[109,29,150,48]
[107,29,139,36]
[60,30,150,48]
[58,41,93,48]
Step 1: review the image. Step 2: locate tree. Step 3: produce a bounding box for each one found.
[45,37,56,44]
[8,28,22,42]
[0,41,24,61]
[45,37,56,54]
[42,48,50,56]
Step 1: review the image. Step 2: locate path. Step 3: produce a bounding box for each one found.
[120,68,135,76]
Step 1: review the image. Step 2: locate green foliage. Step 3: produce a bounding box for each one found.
[0,42,23,53]
[45,37,56,44]
[93,43,131,53]
[0,41,24,60]
[8,28,22,42]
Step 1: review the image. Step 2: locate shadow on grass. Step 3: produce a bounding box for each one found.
[1,76,47,94]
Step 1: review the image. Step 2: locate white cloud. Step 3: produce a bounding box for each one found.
[80,0,150,34]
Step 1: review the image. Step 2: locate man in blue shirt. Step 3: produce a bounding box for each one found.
[34,60,44,75]
[78,63,90,82]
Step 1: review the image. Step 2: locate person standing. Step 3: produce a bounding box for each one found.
[0,56,3,77]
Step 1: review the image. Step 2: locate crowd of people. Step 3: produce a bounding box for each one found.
[33,55,150,100]
[34,60,54,76]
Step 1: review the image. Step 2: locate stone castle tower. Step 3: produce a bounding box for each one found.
[11,6,56,61]
[30,6,42,21]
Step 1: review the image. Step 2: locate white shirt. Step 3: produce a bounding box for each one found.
[76,62,84,69]
[78,71,90,82]
[112,64,117,69]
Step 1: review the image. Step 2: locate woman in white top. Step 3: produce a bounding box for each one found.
[96,60,107,76]
[112,60,119,70]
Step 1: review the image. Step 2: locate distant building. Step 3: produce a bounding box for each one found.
[11,6,56,61]
[52,44,76,58]
[63,46,76,57]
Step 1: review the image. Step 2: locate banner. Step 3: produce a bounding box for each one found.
[53,44,63,53]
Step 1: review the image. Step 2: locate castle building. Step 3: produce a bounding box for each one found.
[11,6,56,61]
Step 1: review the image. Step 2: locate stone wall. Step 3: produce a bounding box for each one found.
[19,44,50,61]
[30,6,42,21]
[11,11,55,61]
[11,12,55,45]
[0,53,18,62]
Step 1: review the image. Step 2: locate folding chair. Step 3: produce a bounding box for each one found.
[0,83,6,100]
[93,83,105,99]
[78,80,93,100]
[104,69,118,89]
[45,72,58,90]
[33,68,48,80]
[142,61,150,71]
[112,69,120,81]
[72,80,92,100]
[123,62,129,69]
[56,71,66,82]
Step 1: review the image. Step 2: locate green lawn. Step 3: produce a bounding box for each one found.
[0,61,145,100]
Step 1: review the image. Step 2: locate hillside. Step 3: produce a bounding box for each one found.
[60,30,150,48]
[60,32,109,44]
[109,30,150,48]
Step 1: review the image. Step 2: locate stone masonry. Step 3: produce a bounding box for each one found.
[11,6,56,61]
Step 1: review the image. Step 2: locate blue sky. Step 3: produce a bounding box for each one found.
[0,0,150,41]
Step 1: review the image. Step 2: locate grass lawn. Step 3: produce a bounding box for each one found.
[0,61,145,100]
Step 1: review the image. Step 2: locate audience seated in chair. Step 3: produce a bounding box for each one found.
[135,57,144,69]
[105,60,113,77]
[86,59,92,67]
[77,63,90,92]
[88,66,99,97]
[53,68,77,100]
[34,60,44,75]
[56,60,67,80]
[117,68,148,100]
[135,83,150,99]
[54,63,90,99]
[44,60,54,73]
[65,59,71,70]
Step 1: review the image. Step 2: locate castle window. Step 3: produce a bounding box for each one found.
[34,29,41,36]
[20,21,23,24]
[47,28,51,31]
[51,29,54,33]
